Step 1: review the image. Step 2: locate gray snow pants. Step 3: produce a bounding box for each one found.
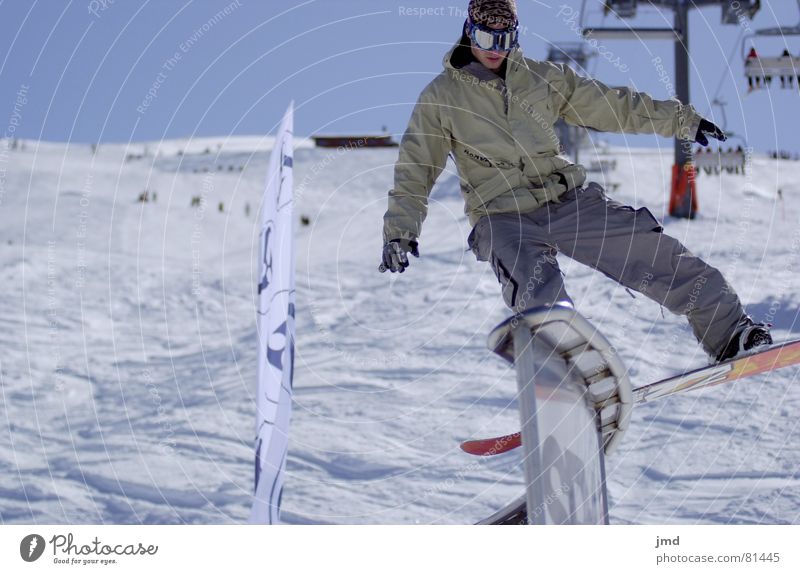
[467,182,745,357]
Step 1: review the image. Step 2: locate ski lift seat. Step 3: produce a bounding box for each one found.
[745,55,800,78]
[693,149,746,170]
[604,0,637,19]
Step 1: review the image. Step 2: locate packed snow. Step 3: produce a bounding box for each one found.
[1,135,799,524]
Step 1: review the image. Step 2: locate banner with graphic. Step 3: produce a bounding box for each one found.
[249,102,295,524]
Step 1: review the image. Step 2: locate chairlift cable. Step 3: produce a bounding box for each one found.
[711,25,745,110]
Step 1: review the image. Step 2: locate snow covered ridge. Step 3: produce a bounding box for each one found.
[1,137,799,524]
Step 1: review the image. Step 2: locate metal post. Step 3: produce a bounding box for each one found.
[672,1,696,218]
[512,327,547,524]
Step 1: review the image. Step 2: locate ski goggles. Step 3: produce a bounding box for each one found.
[466,18,519,52]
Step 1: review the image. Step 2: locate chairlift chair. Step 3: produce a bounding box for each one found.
[742,0,800,90]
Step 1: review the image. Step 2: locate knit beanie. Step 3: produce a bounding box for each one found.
[467,0,518,28]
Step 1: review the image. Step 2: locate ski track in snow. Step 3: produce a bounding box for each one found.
[1,138,799,524]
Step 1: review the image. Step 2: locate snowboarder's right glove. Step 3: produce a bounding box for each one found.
[379,239,419,273]
[695,118,727,146]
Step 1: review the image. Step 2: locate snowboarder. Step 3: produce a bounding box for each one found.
[379,0,771,362]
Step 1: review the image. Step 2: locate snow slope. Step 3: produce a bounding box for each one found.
[1,136,799,524]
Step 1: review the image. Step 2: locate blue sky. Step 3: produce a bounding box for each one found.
[0,0,797,152]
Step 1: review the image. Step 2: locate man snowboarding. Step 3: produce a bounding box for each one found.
[379,0,770,362]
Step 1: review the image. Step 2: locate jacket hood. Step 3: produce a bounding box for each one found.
[442,32,473,70]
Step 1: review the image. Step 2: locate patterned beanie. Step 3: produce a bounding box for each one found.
[468,0,518,28]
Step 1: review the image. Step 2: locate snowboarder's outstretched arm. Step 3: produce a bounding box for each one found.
[548,62,722,144]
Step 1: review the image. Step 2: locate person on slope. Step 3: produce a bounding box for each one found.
[379,0,771,362]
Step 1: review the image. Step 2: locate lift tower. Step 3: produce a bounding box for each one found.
[547,42,595,163]
[583,1,760,218]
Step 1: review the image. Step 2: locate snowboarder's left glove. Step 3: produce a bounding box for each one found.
[695,118,727,146]
[379,239,419,273]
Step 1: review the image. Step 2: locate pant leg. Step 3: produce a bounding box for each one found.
[548,182,745,356]
[468,212,571,312]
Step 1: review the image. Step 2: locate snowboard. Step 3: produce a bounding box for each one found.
[461,339,800,456]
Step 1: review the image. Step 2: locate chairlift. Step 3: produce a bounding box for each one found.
[694,97,749,176]
[692,146,747,176]
[742,0,800,91]
[586,158,618,173]
[546,42,592,66]
[603,0,637,19]
[548,41,596,163]
[710,97,749,148]
[722,0,760,25]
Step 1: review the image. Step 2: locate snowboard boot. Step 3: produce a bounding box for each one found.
[715,318,773,363]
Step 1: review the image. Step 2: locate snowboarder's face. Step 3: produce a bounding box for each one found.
[469,21,510,71]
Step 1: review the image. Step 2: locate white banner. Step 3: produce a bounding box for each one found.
[250,102,295,524]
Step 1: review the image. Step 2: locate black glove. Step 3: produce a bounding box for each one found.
[695,118,727,146]
[379,239,419,273]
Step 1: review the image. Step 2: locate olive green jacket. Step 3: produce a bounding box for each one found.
[383,40,703,242]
